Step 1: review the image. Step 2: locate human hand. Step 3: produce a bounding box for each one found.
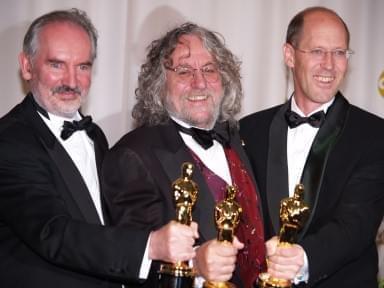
[194,237,244,282]
[265,236,305,280]
[148,221,199,263]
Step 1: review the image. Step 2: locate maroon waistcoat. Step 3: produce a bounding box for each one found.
[190,147,266,288]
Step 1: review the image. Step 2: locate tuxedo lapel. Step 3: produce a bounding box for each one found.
[93,138,109,223]
[229,127,265,221]
[154,124,217,242]
[44,142,101,224]
[21,95,101,224]
[267,102,290,234]
[299,93,349,238]
[82,114,107,176]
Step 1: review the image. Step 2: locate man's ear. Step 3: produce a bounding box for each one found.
[283,43,295,68]
[19,52,33,80]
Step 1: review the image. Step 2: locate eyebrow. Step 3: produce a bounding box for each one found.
[79,61,93,67]
[46,58,93,66]
[47,58,64,64]
[176,61,216,67]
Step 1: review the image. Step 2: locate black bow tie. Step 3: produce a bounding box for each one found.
[285,110,326,128]
[173,121,230,149]
[61,116,95,140]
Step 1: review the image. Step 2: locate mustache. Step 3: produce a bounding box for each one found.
[52,85,81,95]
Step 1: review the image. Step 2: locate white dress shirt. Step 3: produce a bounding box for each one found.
[39,111,104,224]
[172,117,232,288]
[172,118,232,185]
[287,97,334,196]
[286,96,334,283]
[40,111,152,283]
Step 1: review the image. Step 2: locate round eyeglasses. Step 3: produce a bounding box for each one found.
[165,64,220,83]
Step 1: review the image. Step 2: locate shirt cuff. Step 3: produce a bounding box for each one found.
[191,245,205,287]
[139,234,153,279]
[293,249,309,284]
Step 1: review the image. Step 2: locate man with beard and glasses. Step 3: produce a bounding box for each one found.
[102,23,266,288]
[240,6,384,287]
[0,9,198,288]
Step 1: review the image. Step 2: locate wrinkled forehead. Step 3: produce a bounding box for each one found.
[170,34,213,63]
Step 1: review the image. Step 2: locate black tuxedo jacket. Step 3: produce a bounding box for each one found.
[240,93,384,288]
[101,121,262,288]
[0,94,150,288]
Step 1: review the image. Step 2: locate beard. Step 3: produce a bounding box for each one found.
[164,91,222,129]
[31,85,87,118]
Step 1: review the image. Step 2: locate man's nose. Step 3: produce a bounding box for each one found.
[190,70,207,89]
[63,67,78,88]
[320,51,335,69]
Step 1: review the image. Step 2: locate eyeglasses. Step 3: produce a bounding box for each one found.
[294,47,354,60]
[165,64,220,83]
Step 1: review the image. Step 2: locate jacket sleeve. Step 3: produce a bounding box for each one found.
[300,134,384,285]
[0,130,150,282]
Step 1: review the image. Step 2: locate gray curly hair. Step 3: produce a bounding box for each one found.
[132,22,242,128]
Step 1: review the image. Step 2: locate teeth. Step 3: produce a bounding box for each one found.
[315,75,334,83]
[188,95,208,101]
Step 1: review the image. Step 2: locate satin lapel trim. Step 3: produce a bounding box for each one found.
[91,132,108,222]
[22,94,56,148]
[267,102,290,234]
[299,94,350,238]
[43,140,101,224]
[154,128,217,242]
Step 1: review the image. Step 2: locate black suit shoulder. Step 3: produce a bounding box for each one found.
[240,105,282,141]
[239,105,283,165]
[334,104,384,156]
[113,124,163,149]
[102,123,177,224]
[347,104,384,129]
[241,105,282,124]
[0,100,30,135]
[0,101,49,161]
[111,123,184,159]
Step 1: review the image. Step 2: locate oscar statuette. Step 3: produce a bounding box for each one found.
[158,162,198,288]
[258,184,310,288]
[203,185,242,288]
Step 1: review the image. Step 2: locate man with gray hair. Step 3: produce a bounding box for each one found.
[0,9,198,288]
[102,22,266,287]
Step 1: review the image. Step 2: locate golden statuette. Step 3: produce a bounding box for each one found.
[158,162,198,288]
[173,162,198,226]
[258,184,310,288]
[204,185,242,288]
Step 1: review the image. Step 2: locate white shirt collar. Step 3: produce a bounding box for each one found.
[170,116,232,184]
[170,116,211,131]
[291,95,334,116]
[38,111,81,134]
